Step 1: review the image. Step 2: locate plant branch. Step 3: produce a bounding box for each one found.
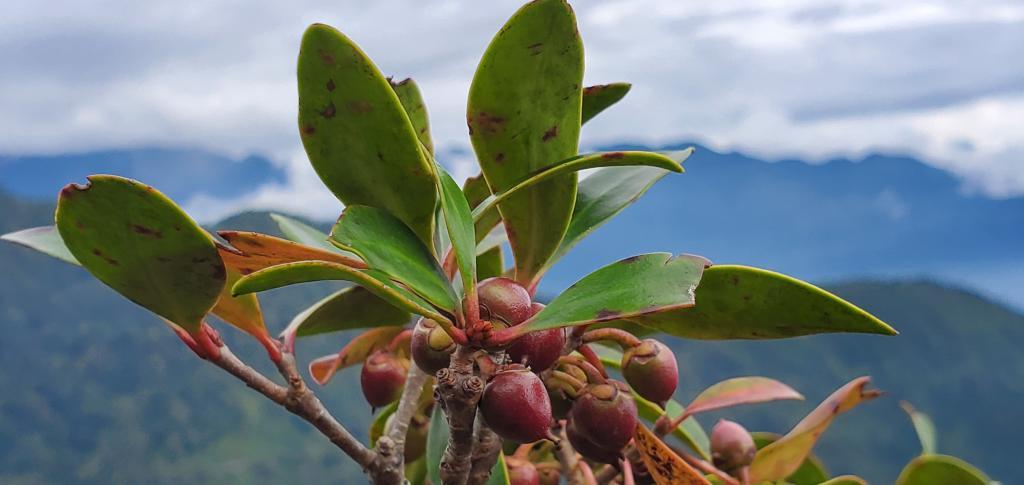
[385,364,430,451]
[467,411,502,485]
[555,422,587,485]
[437,345,484,485]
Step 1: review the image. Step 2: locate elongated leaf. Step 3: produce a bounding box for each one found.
[283,286,410,338]
[391,78,433,154]
[896,454,990,485]
[901,401,938,455]
[684,377,803,417]
[56,176,223,334]
[634,422,711,485]
[463,173,501,243]
[750,377,881,482]
[751,432,830,485]
[510,253,708,335]
[550,162,681,266]
[369,400,400,445]
[298,23,437,249]
[486,452,511,485]
[433,163,476,302]
[581,82,631,124]
[309,327,405,385]
[467,0,584,286]
[426,405,447,485]
[591,343,710,459]
[331,205,456,311]
[232,261,450,325]
[622,265,898,339]
[471,151,685,226]
[1,225,79,264]
[820,476,867,485]
[218,230,362,275]
[270,213,346,254]
[477,246,504,281]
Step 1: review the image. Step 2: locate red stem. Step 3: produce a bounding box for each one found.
[576,344,609,378]
[581,327,642,349]
[557,355,606,385]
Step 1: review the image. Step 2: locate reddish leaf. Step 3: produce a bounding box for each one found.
[308,327,406,385]
[683,377,803,418]
[217,230,364,276]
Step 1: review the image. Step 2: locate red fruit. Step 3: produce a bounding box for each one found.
[480,366,553,443]
[537,465,561,485]
[477,277,532,326]
[360,350,409,408]
[506,456,541,485]
[622,339,678,405]
[566,419,622,464]
[507,304,565,371]
[410,318,455,374]
[568,381,638,453]
[710,419,756,473]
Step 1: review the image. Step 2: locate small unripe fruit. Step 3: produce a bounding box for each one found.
[477,277,532,325]
[566,419,622,464]
[480,366,553,443]
[568,381,638,452]
[622,339,678,405]
[710,419,756,473]
[360,350,409,408]
[507,304,565,372]
[411,318,455,374]
[537,465,561,485]
[506,456,541,485]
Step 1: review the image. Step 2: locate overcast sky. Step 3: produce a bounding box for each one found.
[2,0,1022,220]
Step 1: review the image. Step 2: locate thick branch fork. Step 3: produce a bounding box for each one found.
[437,346,485,485]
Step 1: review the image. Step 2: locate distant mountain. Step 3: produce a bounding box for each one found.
[0,147,286,203]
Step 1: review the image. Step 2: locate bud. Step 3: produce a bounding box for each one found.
[410,318,455,374]
[477,277,532,326]
[480,366,553,443]
[506,456,541,485]
[360,350,409,408]
[710,419,756,474]
[622,339,678,405]
[568,381,638,453]
[507,304,565,372]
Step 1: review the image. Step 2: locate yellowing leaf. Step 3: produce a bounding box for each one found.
[633,422,711,485]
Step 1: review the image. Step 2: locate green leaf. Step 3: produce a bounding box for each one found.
[476,246,504,281]
[750,377,881,482]
[370,402,400,445]
[282,286,410,338]
[751,432,830,485]
[433,162,476,302]
[683,377,803,417]
[1,225,79,265]
[550,161,683,267]
[467,0,584,286]
[425,404,448,485]
[391,78,434,154]
[820,476,868,485]
[55,176,224,334]
[270,213,348,254]
[622,265,898,339]
[581,83,631,124]
[471,151,685,227]
[232,261,450,325]
[463,173,501,243]
[297,23,437,249]
[476,226,507,257]
[309,327,406,385]
[486,452,511,485]
[330,205,456,311]
[591,344,710,459]
[511,253,708,335]
[901,401,938,455]
[896,454,991,485]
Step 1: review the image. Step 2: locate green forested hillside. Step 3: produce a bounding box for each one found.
[1,195,1018,483]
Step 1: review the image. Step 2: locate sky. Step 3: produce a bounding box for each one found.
[1,0,1022,220]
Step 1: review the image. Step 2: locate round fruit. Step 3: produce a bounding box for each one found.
[477,277,532,326]
[506,456,541,485]
[360,350,409,408]
[410,318,455,374]
[566,419,622,464]
[480,366,553,443]
[568,381,638,452]
[622,339,678,405]
[507,304,565,371]
[710,419,756,473]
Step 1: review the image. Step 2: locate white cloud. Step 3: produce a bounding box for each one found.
[1,0,1022,221]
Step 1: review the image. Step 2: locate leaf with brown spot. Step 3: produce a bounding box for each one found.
[391,78,434,154]
[308,327,405,385]
[582,82,631,124]
[750,377,882,482]
[634,422,711,485]
[682,377,804,418]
